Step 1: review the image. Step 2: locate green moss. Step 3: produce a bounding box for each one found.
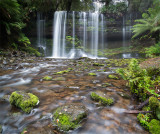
[42,76,52,81]
[108,74,119,80]
[149,97,159,111]
[21,46,41,57]
[53,105,87,131]
[0,125,2,133]
[90,92,114,106]
[102,83,111,87]
[93,63,104,66]
[137,113,150,130]
[52,77,66,81]
[149,119,160,134]
[54,112,77,131]
[88,73,96,76]
[9,91,39,113]
[56,70,70,74]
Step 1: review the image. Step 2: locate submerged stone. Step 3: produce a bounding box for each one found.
[9,91,39,113]
[52,77,66,81]
[52,103,87,131]
[1,95,10,102]
[90,91,114,106]
[93,63,104,66]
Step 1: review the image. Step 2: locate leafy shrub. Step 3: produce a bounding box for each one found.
[116,59,158,101]
[145,42,160,57]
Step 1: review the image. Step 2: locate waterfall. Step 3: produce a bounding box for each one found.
[122,16,126,47]
[52,11,67,58]
[51,1,105,58]
[101,14,104,49]
[83,12,87,51]
[37,13,46,52]
[89,1,104,57]
[72,11,75,49]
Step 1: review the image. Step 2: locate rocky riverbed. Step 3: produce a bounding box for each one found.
[0,56,147,134]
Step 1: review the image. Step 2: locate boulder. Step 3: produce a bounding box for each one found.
[52,103,87,131]
[9,91,39,113]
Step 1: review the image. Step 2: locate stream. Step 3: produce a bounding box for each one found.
[0,57,147,134]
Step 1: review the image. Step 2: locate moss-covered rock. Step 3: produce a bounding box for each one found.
[88,73,96,76]
[149,119,160,134]
[149,97,159,111]
[90,92,114,106]
[0,125,2,133]
[108,74,119,80]
[9,91,39,113]
[52,104,87,131]
[55,70,70,75]
[52,77,66,81]
[93,63,104,66]
[43,76,52,81]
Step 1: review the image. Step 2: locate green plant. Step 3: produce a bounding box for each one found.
[117,59,158,101]
[137,113,150,130]
[145,42,160,57]
[132,0,160,42]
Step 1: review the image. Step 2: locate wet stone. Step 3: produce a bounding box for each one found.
[1,95,10,102]
[52,103,88,131]
[52,77,66,81]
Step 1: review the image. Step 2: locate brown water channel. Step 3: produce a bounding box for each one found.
[0,57,147,134]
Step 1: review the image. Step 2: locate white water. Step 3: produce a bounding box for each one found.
[122,16,126,47]
[37,13,46,51]
[72,11,75,50]
[83,12,87,50]
[52,11,67,58]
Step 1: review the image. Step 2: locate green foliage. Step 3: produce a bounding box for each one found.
[145,42,160,57]
[132,0,160,41]
[117,59,158,101]
[108,74,119,80]
[18,34,31,47]
[148,119,160,134]
[137,113,150,130]
[21,46,41,57]
[0,0,25,46]
[66,36,82,48]
[9,91,39,113]
[90,92,114,106]
[101,2,127,17]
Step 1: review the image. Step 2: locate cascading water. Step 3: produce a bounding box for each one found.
[83,12,87,50]
[52,1,105,58]
[52,11,67,58]
[122,16,126,47]
[72,11,75,50]
[101,14,105,49]
[37,13,46,52]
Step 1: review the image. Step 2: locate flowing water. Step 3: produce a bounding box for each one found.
[0,57,147,134]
